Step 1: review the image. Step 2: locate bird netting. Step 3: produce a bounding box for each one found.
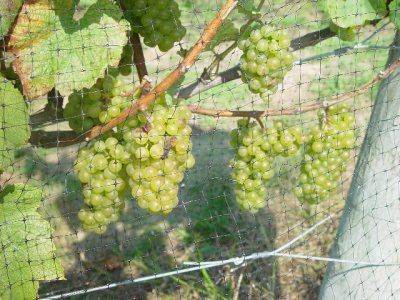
[1,0,400,299]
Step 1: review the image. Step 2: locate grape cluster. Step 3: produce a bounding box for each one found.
[124,99,195,214]
[75,94,195,233]
[238,25,294,101]
[63,89,102,133]
[64,68,135,133]
[295,105,356,204]
[97,73,134,124]
[329,22,356,41]
[124,0,186,52]
[230,119,305,213]
[267,121,306,157]
[75,137,130,234]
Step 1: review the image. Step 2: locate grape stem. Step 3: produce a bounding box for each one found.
[120,77,152,98]
[201,0,265,81]
[186,58,400,118]
[130,32,149,82]
[81,0,239,142]
[255,117,265,129]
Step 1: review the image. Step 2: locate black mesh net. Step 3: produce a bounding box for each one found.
[1,0,399,299]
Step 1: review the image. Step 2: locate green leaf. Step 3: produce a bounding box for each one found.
[0,184,65,300]
[238,0,258,16]
[9,0,130,99]
[73,0,98,21]
[323,0,386,28]
[389,0,400,29]
[205,20,239,51]
[77,0,97,8]
[0,0,23,36]
[0,75,30,171]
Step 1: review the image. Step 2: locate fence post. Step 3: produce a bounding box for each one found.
[318,31,400,299]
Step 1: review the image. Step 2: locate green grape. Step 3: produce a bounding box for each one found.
[296,104,356,204]
[122,0,186,52]
[238,25,294,102]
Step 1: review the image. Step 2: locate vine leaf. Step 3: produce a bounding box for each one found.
[205,20,239,51]
[8,0,130,99]
[389,0,400,29]
[0,184,65,299]
[0,0,23,37]
[0,75,30,171]
[323,0,386,28]
[237,0,259,16]
[73,0,98,21]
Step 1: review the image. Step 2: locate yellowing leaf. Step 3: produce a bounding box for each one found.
[0,184,65,299]
[0,75,30,171]
[9,0,130,99]
[0,0,23,36]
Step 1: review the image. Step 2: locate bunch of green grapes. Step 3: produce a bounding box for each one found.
[238,25,294,101]
[124,0,186,52]
[267,121,306,157]
[295,105,356,204]
[64,68,136,132]
[96,73,135,124]
[329,22,356,41]
[75,137,130,234]
[230,119,305,212]
[124,98,195,214]
[230,121,273,213]
[63,88,103,133]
